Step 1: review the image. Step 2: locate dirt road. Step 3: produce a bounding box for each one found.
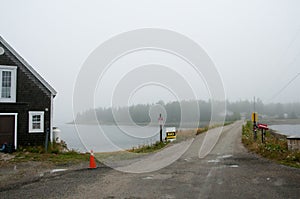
[2,121,300,198]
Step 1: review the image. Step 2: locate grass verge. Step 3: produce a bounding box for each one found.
[128,141,170,153]
[242,121,300,168]
[2,141,90,166]
[11,151,89,165]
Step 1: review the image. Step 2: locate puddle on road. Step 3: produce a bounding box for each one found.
[228,165,239,168]
[50,169,68,173]
[142,174,173,180]
[207,159,220,163]
[220,154,233,159]
[207,154,233,163]
[143,176,153,180]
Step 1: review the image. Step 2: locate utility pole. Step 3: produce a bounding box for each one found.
[254,96,256,113]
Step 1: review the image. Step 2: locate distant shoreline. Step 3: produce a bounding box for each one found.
[66,120,226,128]
[261,118,300,125]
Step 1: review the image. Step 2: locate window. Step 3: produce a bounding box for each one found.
[2,71,12,98]
[29,111,44,133]
[0,66,17,103]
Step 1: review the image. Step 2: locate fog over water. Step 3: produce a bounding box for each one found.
[0,1,300,124]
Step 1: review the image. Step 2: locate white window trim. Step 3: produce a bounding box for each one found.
[0,65,17,103]
[29,111,44,133]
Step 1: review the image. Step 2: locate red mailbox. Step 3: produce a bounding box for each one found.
[258,123,268,130]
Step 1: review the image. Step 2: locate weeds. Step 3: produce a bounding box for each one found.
[10,140,89,165]
[242,121,300,168]
[128,141,170,153]
[196,127,208,135]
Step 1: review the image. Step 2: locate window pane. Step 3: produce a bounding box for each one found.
[32,122,41,129]
[32,115,41,122]
[32,114,41,129]
[1,71,11,98]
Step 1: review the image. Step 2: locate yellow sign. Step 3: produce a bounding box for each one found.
[166,127,176,140]
[167,132,176,136]
[251,112,258,122]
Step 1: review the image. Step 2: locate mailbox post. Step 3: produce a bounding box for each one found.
[258,123,268,143]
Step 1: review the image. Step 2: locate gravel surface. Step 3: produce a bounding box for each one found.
[1,121,300,199]
[0,157,89,192]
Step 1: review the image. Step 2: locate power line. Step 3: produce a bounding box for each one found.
[265,28,300,94]
[267,73,300,102]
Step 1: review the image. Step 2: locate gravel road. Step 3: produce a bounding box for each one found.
[1,121,300,199]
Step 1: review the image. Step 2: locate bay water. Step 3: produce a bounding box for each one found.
[57,124,163,152]
[269,124,300,137]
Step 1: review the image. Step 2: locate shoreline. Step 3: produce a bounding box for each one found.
[264,119,300,137]
[261,118,300,125]
[66,121,232,128]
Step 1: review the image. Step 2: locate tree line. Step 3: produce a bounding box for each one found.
[74,99,300,126]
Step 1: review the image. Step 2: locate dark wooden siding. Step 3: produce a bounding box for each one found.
[0,41,52,147]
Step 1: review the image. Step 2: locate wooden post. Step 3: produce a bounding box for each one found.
[45,127,49,152]
[261,128,264,143]
[160,125,162,142]
[158,113,163,142]
[253,97,257,141]
[253,113,257,141]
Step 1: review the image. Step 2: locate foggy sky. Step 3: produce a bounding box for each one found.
[0,0,299,124]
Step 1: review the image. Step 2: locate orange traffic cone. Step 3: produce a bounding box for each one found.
[89,150,97,169]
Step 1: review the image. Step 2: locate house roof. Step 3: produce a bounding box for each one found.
[0,36,57,96]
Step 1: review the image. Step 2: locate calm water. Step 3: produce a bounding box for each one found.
[57,124,163,152]
[269,124,300,137]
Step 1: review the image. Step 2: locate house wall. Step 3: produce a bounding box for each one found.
[0,42,52,147]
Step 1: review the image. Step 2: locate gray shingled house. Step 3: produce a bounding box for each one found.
[0,36,57,149]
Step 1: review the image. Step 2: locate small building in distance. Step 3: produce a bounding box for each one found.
[287,136,300,151]
[0,36,57,149]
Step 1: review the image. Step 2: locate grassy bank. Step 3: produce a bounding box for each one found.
[128,141,170,153]
[11,151,89,165]
[242,121,300,168]
[1,142,89,166]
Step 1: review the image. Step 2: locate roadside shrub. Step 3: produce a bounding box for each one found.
[49,140,69,154]
[17,140,69,154]
[18,145,45,154]
[242,120,300,168]
[129,141,170,153]
[196,127,208,135]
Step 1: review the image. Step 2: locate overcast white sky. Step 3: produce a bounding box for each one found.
[0,0,300,124]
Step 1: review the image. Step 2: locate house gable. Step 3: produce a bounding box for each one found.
[0,36,57,97]
[0,36,56,147]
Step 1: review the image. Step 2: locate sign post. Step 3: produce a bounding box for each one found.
[252,112,258,141]
[251,112,258,123]
[158,113,164,142]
